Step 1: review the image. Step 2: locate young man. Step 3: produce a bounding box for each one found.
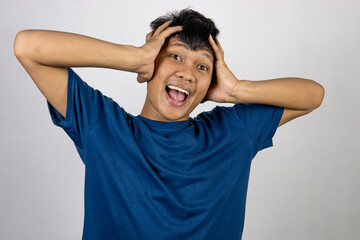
[14,9,324,240]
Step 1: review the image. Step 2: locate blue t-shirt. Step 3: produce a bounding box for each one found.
[47,68,284,240]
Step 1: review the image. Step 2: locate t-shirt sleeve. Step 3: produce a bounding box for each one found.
[47,67,106,149]
[233,103,284,153]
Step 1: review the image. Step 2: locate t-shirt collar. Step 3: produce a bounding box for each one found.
[136,115,190,130]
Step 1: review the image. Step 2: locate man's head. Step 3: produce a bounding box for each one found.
[140,9,220,122]
[150,9,219,59]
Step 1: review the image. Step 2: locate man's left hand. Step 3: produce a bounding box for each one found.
[203,35,239,103]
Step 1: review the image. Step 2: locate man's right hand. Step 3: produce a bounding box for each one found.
[136,20,182,83]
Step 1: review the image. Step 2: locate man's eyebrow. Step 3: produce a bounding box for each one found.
[201,51,214,62]
[169,42,214,62]
[170,42,189,49]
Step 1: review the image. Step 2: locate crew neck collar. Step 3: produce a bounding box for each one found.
[136,115,190,130]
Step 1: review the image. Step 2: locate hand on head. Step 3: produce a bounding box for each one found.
[137,20,182,83]
[202,35,239,104]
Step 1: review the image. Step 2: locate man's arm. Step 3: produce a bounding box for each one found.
[13,22,182,118]
[231,78,325,127]
[206,35,325,127]
[13,30,143,118]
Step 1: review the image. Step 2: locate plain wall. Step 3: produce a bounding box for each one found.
[1,0,359,239]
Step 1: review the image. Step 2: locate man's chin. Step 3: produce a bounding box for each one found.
[161,111,190,122]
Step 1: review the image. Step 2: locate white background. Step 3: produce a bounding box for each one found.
[1,0,359,239]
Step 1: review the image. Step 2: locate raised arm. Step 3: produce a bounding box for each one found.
[231,78,324,126]
[205,35,325,127]
[13,21,182,118]
[13,30,141,118]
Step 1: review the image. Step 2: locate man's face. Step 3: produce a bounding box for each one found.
[140,36,214,122]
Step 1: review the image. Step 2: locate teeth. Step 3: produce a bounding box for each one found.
[168,85,189,96]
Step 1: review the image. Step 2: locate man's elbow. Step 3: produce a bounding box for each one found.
[14,30,28,59]
[14,30,36,60]
[312,83,325,110]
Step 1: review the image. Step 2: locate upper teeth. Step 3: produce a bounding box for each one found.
[168,85,189,96]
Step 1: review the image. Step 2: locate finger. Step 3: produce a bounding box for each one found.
[153,20,173,36]
[209,35,223,60]
[215,39,225,57]
[158,25,183,39]
[146,31,154,41]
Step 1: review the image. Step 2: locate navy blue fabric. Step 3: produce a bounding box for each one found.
[47,67,284,240]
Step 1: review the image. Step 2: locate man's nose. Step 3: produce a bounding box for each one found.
[175,64,195,83]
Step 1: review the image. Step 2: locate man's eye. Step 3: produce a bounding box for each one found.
[198,65,208,71]
[170,54,182,61]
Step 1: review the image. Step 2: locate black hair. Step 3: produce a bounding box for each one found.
[150,8,219,57]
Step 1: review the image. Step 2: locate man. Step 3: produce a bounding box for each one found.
[14,9,324,240]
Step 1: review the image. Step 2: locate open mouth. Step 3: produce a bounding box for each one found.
[165,84,190,106]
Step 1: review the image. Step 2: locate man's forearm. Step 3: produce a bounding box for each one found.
[14,30,143,72]
[231,78,325,110]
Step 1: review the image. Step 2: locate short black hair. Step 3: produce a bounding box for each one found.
[150,8,219,57]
